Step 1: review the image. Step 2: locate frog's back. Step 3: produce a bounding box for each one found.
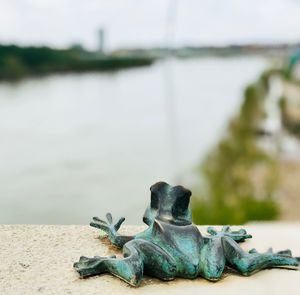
[147,219,203,278]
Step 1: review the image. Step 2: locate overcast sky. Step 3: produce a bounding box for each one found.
[0,0,300,50]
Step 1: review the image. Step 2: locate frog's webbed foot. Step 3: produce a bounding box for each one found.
[73,255,116,278]
[90,213,124,239]
[90,213,125,235]
[266,248,300,264]
[267,248,300,260]
[250,247,297,259]
[90,213,133,248]
[207,226,252,243]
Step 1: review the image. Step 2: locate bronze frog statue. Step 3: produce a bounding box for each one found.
[74,182,299,286]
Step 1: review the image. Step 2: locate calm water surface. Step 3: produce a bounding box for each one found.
[0,57,267,224]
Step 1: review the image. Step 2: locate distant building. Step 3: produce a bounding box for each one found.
[98,28,105,53]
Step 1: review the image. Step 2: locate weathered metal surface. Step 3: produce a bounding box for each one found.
[74,182,299,286]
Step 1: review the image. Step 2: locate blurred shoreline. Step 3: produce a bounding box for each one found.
[192,63,300,224]
[1,42,299,82]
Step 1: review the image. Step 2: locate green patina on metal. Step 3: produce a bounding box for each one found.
[74,182,299,286]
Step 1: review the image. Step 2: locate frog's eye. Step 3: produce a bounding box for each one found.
[172,188,192,216]
[150,181,168,193]
[150,192,159,209]
[150,182,169,209]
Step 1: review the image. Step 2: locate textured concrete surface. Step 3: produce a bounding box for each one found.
[0,223,300,295]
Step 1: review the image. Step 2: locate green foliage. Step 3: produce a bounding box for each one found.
[278,96,286,111]
[0,44,154,81]
[192,75,279,224]
[0,55,28,79]
[279,95,300,137]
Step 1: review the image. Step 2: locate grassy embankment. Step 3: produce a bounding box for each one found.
[192,71,279,224]
[278,62,300,136]
[0,45,154,81]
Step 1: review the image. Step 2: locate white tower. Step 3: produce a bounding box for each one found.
[98,28,105,53]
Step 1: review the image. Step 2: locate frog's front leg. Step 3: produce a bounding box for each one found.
[207,226,252,243]
[90,213,134,248]
[74,239,177,286]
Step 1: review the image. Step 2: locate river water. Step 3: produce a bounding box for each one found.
[0,57,268,224]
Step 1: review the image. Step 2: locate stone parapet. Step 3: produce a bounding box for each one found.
[0,223,299,295]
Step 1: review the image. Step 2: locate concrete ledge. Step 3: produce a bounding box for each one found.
[0,223,299,295]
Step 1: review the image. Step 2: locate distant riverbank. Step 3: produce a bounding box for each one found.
[0,44,154,81]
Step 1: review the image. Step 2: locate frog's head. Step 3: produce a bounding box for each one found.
[143,181,192,226]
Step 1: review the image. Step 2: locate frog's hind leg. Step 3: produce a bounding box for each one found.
[222,236,299,276]
[74,241,143,286]
[131,239,177,281]
[74,239,177,286]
